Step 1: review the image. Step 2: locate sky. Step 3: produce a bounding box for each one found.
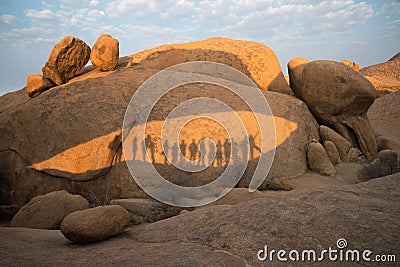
[0,0,399,96]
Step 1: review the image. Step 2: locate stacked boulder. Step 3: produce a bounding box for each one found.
[26,36,90,98]
[10,190,130,243]
[26,34,119,98]
[288,57,379,176]
[342,59,360,72]
[90,34,119,71]
[42,36,91,86]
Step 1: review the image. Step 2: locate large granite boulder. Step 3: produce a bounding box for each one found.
[11,190,88,229]
[0,38,317,207]
[90,34,119,71]
[42,36,90,85]
[299,60,377,160]
[60,205,130,243]
[128,37,293,95]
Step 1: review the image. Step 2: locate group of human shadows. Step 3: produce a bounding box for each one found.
[130,134,261,167]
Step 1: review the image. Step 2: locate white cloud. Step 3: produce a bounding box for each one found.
[192,0,374,43]
[381,0,400,16]
[25,9,56,20]
[106,0,194,23]
[3,27,53,37]
[87,9,105,21]
[0,14,20,26]
[106,0,163,17]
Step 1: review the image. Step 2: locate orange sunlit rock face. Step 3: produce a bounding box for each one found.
[29,130,122,180]
[28,78,299,184]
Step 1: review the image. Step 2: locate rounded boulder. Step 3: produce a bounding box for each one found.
[11,190,89,229]
[60,205,130,243]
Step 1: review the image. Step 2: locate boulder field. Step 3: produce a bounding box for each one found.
[0,36,398,217]
[1,37,318,207]
[0,173,399,265]
[0,36,399,264]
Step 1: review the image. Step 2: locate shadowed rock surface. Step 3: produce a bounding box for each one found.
[307,141,336,176]
[319,125,352,162]
[1,173,399,266]
[60,205,130,243]
[11,190,88,229]
[323,140,341,164]
[368,91,400,154]
[299,60,377,160]
[109,198,181,224]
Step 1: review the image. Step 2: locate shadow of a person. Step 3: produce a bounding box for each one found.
[199,140,206,166]
[179,139,187,164]
[162,139,170,165]
[231,137,239,165]
[132,136,137,161]
[146,134,156,163]
[189,139,198,164]
[249,133,261,160]
[109,133,122,164]
[216,139,223,167]
[141,140,146,162]
[171,142,179,165]
[223,138,231,166]
[208,140,216,167]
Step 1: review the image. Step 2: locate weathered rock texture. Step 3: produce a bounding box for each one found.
[347,147,361,162]
[319,125,351,162]
[42,36,90,85]
[90,34,119,71]
[0,39,318,207]
[299,60,377,160]
[1,174,399,266]
[359,150,399,180]
[307,141,336,176]
[128,37,293,95]
[361,52,400,93]
[60,205,130,243]
[25,74,53,98]
[287,57,309,98]
[323,141,341,164]
[11,190,88,229]
[368,91,400,154]
[110,198,180,224]
[128,173,400,266]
